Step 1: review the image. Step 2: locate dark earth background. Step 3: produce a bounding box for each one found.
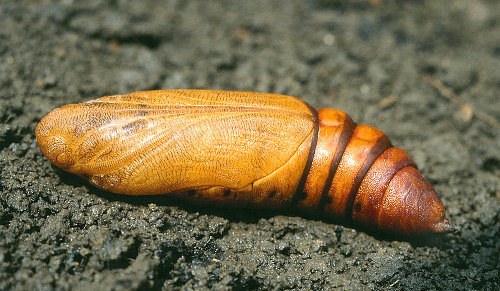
[1,0,499,290]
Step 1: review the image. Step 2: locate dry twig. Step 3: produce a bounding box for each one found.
[425,75,499,128]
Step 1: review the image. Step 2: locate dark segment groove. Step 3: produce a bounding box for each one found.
[290,106,319,206]
[343,137,392,221]
[318,118,357,214]
[354,150,417,218]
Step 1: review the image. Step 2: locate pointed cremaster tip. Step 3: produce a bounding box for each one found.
[433,218,457,233]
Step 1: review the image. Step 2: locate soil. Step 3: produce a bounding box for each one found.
[1,0,499,290]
